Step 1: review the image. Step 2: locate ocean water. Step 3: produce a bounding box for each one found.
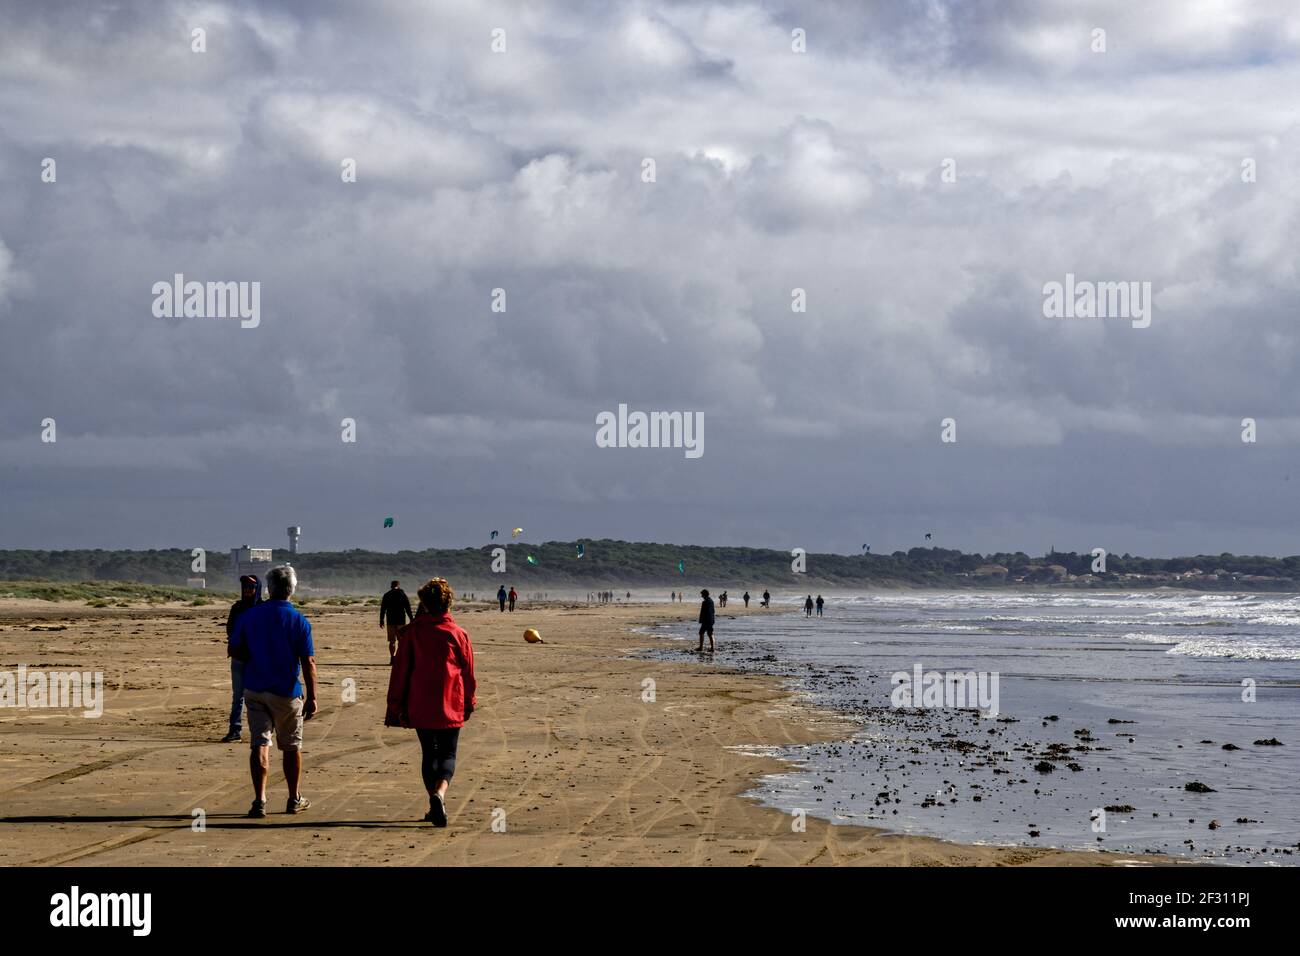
[643,590,1300,865]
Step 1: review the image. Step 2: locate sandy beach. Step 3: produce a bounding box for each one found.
[0,596,1142,867]
[0,598,1138,868]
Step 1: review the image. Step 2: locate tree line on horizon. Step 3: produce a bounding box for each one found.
[1,541,1299,592]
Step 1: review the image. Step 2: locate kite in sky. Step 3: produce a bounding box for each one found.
[526,555,538,565]
[677,560,685,575]
[512,528,524,537]
[383,517,394,528]
[576,543,585,558]
[490,530,498,539]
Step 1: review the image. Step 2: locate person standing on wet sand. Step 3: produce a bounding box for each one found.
[385,577,477,827]
[743,591,750,608]
[697,588,716,653]
[379,580,413,661]
[497,584,507,612]
[761,589,771,608]
[804,595,814,617]
[508,586,517,611]
[816,595,824,617]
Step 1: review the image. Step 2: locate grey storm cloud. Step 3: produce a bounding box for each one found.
[0,0,1298,557]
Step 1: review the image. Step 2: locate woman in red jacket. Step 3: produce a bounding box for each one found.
[385,577,477,827]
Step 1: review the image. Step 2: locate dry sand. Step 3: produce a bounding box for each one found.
[0,597,1136,866]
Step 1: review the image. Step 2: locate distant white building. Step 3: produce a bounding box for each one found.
[230,546,274,582]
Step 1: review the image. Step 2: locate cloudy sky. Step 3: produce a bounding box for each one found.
[1,0,1298,557]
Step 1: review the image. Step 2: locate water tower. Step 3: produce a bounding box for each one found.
[287,526,302,554]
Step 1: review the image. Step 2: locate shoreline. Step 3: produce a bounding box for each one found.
[0,597,1176,866]
[627,605,1182,867]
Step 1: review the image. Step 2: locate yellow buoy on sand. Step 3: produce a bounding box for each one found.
[523,627,543,644]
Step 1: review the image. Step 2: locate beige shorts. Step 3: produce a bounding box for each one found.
[244,689,304,751]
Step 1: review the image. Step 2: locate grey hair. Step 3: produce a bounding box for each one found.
[267,564,297,599]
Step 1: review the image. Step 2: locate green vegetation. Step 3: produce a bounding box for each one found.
[1,543,1298,594]
[0,579,235,603]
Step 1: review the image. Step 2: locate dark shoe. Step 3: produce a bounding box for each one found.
[247,799,266,819]
[286,795,311,814]
[427,793,447,827]
[221,730,241,743]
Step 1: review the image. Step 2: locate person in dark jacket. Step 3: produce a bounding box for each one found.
[804,595,814,617]
[380,580,413,660]
[816,595,824,617]
[497,585,507,612]
[385,578,477,827]
[222,575,262,742]
[743,591,750,607]
[697,588,716,653]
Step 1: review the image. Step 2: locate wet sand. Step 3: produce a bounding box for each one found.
[0,597,1149,866]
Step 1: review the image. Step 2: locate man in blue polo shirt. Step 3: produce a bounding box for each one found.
[229,564,318,818]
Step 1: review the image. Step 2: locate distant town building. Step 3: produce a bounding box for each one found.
[287,526,302,554]
[230,546,274,582]
[186,577,206,589]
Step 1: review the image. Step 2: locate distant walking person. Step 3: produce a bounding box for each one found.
[386,578,477,828]
[222,575,263,743]
[229,565,317,818]
[508,586,517,612]
[719,591,727,608]
[497,585,507,612]
[761,590,771,608]
[804,595,814,617]
[380,580,413,661]
[816,595,824,617]
[697,589,716,653]
[742,591,750,608]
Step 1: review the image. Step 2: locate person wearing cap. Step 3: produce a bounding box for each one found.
[697,588,716,653]
[222,574,263,743]
[385,577,478,827]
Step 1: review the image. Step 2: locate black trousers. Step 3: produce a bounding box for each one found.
[416,727,461,789]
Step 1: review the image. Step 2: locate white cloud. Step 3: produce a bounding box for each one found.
[1,0,1298,552]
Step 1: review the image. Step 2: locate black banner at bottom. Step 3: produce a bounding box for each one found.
[0,864,1286,941]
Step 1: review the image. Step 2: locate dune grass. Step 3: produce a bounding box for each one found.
[0,579,236,604]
